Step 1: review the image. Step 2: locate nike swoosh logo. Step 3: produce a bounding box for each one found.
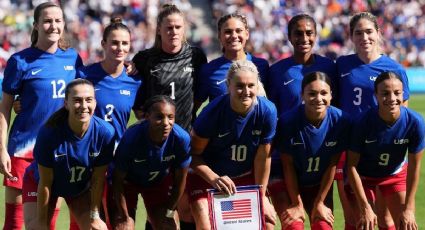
[95,88,101,91]
[365,139,377,143]
[325,141,337,147]
[54,153,66,158]
[292,142,304,145]
[283,79,294,85]
[340,73,350,78]
[216,79,227,85]
[150,68,161,74]
[134,159,146,163]
[31,69,42,75]
[218,132,230,138]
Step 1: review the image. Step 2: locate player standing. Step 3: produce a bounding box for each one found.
[0,2,82,229]
[265,14,337,225]
[195,12,269,109]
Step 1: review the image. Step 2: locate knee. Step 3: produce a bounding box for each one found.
[377,213,394,227]
[190,204,210,230]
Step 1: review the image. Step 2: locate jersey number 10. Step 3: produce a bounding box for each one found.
[231,145,247,162]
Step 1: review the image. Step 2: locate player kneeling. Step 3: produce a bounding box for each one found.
[22,79,115,230]
[111,95,191,230]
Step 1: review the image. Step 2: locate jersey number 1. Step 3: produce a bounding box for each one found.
[170,82,175,99]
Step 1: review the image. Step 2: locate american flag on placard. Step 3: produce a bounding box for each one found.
[221,199,252,220]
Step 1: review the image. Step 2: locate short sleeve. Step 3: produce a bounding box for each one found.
[192,101,218,138]
[398,69,410,101]
[408,114,425,154]
[260,101,277,144]
[33,127,54,168]
[349,116,366,154]
[93,126,115,167]
[2,56,23,95]
[113,137,131,173]
[192,47,208,102]
[175,129,192,168]
[75,54,84,69]
[194,63,210,103]
[76,67,86,79]
[275,117,293,155]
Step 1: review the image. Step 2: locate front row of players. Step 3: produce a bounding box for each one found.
[21,61,424,230]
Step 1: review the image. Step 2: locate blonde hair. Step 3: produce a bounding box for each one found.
[226,60,266,97]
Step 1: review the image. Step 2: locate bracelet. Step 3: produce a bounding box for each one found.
[165,209,175,218]
[90,210,100,220]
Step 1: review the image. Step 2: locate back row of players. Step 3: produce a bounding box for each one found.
[0,2,423,230]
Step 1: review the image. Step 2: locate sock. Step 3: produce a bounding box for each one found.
[180,221,196,230]
[69,214,80,230]
[4,203,23,230]
[50,208,60,230]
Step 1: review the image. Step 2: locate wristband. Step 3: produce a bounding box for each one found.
[165,209,175,218]
[90,210,100,220]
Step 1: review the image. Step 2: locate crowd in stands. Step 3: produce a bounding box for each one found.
[1,0,425,76]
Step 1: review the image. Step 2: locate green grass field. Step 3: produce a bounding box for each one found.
[1,94,425,229]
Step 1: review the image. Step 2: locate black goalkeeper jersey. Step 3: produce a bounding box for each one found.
[132,43,207,130]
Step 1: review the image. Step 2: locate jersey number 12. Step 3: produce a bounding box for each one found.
[51,80,66,98]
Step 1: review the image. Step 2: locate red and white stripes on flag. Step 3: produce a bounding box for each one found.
[221,199,252,220]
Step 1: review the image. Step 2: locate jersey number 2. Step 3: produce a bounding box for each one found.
[104,104,115,122]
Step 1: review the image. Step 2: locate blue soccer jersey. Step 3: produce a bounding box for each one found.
[114,121,191,187]
[77,63,142,141]
[195,53,269,103]
[33,116,115,197]
[268,54,336,115]
[193,95,277,177]
[276,105,351,186]
[350,106,425,178]
[336,54,410,116]
[3,47,82,159]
